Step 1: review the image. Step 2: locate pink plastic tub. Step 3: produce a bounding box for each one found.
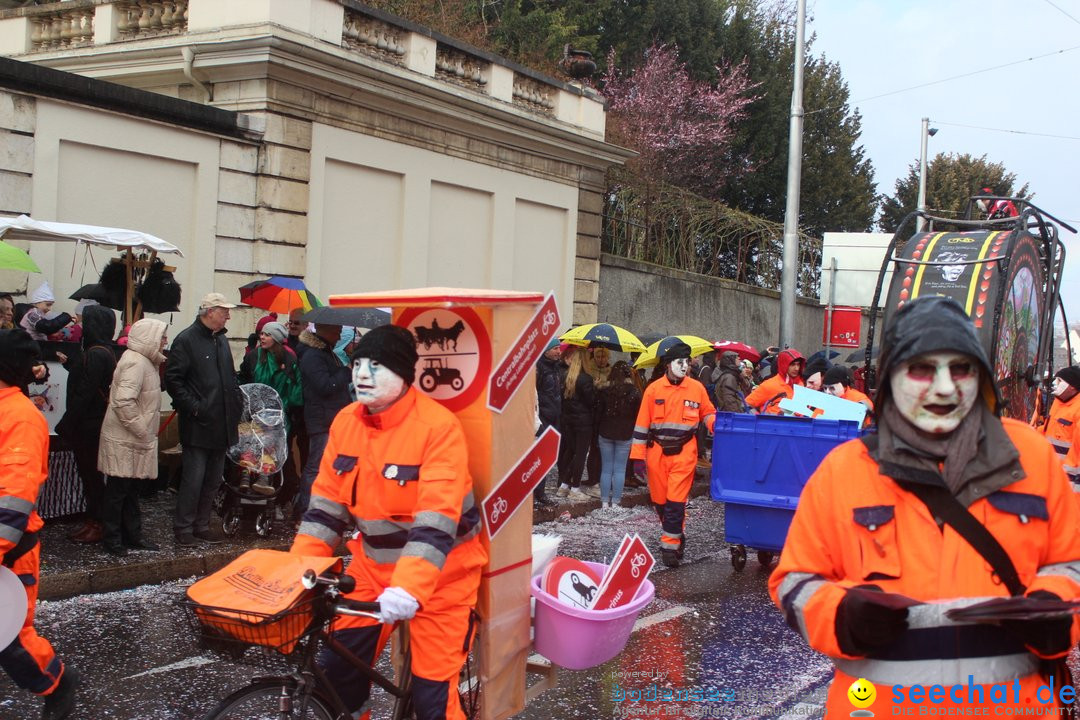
[530,560,655,670]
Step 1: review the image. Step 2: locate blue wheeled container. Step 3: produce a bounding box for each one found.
[711,412,862,570]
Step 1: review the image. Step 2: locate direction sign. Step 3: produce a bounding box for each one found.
[482,425,560,539]
[487,293,560,413]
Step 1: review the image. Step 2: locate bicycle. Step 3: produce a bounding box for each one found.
[183,569,481,720]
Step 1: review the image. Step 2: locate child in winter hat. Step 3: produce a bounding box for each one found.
[20,281,72,341]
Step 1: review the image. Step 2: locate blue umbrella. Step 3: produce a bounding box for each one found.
[807,349,842,365]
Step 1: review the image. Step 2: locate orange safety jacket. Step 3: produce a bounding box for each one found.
[629,375,716,462]
[770,419,1080,716]
[0,385,48,562]
[843,387,873,411]
[1036,394,1080,477]
[745,373,800,415]
[291,387,485,606]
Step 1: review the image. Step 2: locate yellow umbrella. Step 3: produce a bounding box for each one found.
[559,322,646,353]
[633,335,715,369]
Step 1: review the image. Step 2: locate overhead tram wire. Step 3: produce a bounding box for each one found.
[930,121,1080,142]
[1042,0,1080,27]
[804,44,1080,117]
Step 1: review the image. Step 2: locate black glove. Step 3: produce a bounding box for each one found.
[1002,590,1073,656]
[835,584,911,656]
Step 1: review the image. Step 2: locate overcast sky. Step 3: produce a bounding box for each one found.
[808,0,1080,328]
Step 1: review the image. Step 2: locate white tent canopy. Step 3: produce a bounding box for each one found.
[0,214,183,256]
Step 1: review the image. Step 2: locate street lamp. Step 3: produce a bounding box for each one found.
[916,117,939,232]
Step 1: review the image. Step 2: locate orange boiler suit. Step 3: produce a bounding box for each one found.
[291,387,486,720]
[1036,393,1080,480]
[630,375,715,554]
[770,419,1080,717]
[0,386,66,696]
[745,349,805,414]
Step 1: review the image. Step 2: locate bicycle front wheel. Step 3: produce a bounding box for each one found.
[204,679,336,720]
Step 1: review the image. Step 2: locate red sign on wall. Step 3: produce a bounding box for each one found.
[482,425,560,539]
[822,306,862,348]
[487,293,560,413]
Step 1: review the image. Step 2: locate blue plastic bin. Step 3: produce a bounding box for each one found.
[711,413,862,558]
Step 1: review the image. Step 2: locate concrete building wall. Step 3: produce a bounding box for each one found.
[0,0,632,334]
[599,253,830,356]
[307,124,577,306]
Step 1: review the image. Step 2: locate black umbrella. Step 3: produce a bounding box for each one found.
[301,305,390,328]
[845,347,880,363]
[69,283,108,301]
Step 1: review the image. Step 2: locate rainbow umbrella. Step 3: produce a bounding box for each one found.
[633,335,715,369]
[559,323,646,353]
[239,276,322,314]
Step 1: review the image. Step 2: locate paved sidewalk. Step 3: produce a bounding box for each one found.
[37,468,713,600]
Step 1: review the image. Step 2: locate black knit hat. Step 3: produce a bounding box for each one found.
[660,341,692,362]
[823,365,852,388]
[0,328,41,388]
[803,357,831,381]
[1055,366,1080,391]
[350,325,418,385]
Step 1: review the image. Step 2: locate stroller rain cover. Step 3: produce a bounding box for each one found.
[228,383,288,475]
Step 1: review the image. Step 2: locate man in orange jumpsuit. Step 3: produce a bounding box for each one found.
[631,342,715,568]
[0,330,79,719]
[290,324,485,720]
[822,365,874,425]
[1034,365,1080,482]
[770,296,1080,716]
[745,348,804,414]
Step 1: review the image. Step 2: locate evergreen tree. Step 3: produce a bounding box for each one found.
[878,153,1030,232]
[710,2,877,237]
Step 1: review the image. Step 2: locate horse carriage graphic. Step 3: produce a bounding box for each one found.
[414,318,466,351]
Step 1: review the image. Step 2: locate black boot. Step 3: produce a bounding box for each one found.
[661,548,680,568]
[42,665,79,720]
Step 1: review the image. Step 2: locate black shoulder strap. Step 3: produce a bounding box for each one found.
[2,531,38,568]
[862,434,1025,597]
[896,479,1025,597]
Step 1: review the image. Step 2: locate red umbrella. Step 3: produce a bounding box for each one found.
[712,340,761,364]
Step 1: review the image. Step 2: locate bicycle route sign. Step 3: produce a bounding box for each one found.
[487,292,560,413]
[481,425,560,539]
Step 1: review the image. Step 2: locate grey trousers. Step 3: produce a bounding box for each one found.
[174,445,226,536]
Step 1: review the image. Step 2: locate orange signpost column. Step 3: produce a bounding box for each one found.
[328,287,559,720]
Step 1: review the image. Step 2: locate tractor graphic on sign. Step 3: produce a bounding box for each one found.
[419,357,464,392]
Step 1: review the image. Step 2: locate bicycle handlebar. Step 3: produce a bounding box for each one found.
[302,568,357,594]
[302,569,384,620]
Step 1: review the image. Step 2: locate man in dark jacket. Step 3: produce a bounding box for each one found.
[295,323,352,519]
[711,350,745,413]
[164,292,242,547]
[533,339,563,507]
[56,304,117,544]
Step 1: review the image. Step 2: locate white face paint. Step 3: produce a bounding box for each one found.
[805,372,823,391]
[352,358,406,413]
[824,382,846,397]
[889,351,980,434]
[668,358,690,379]
[1052,377,1073,398]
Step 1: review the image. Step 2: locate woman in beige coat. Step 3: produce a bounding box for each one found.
[98,318,168,557]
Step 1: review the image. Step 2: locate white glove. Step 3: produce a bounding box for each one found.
[376,586,419,624]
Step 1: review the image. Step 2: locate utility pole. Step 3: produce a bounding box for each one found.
[916,117,938,232]
[778,0,806,349]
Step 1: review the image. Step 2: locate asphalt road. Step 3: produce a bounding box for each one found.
[0,501,832,719]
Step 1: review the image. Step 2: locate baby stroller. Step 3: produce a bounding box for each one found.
[216,383,288,537]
